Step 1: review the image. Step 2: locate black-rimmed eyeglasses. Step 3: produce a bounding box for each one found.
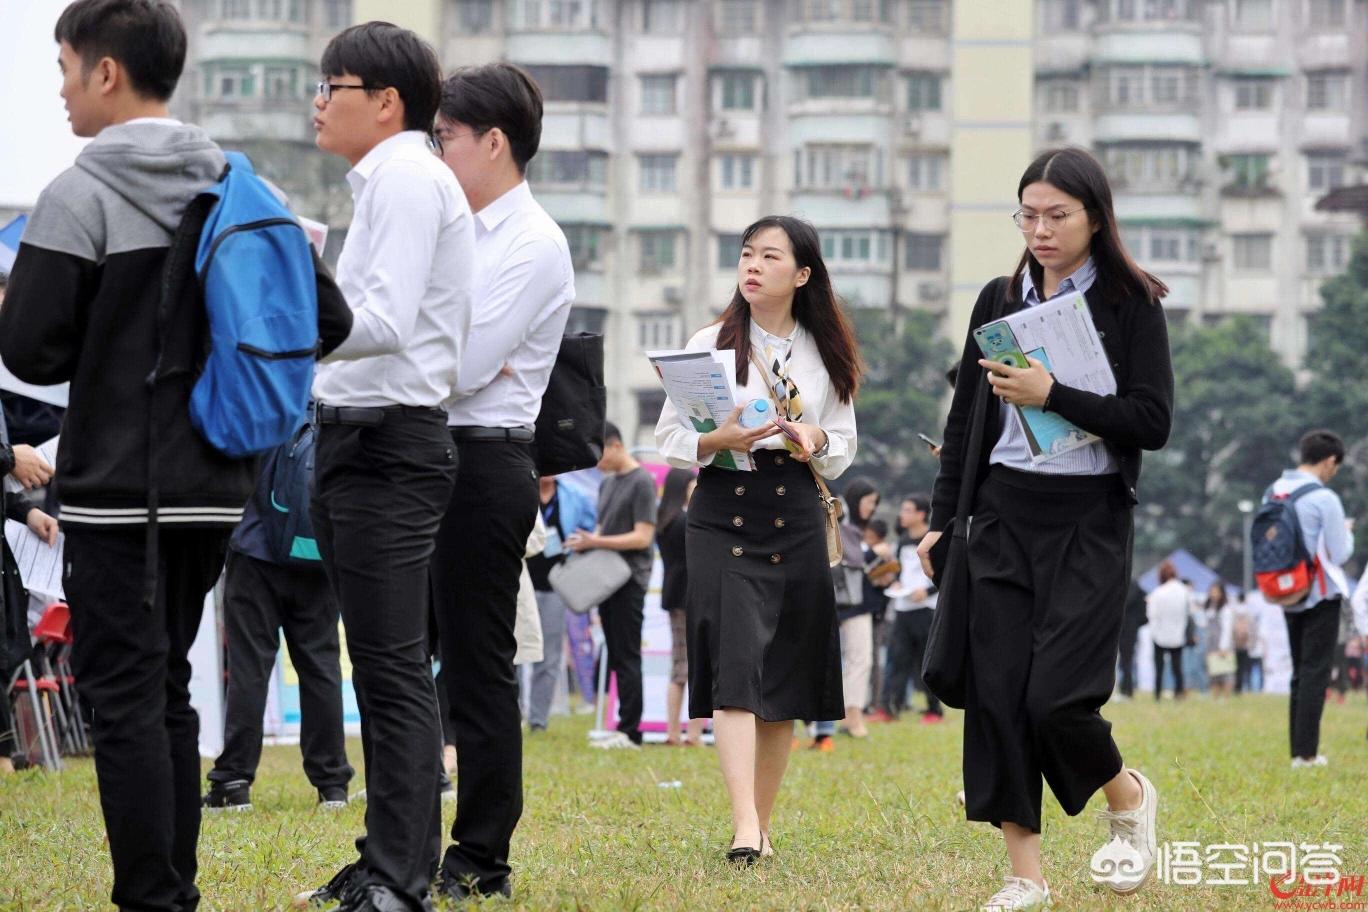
[316,81,378,102]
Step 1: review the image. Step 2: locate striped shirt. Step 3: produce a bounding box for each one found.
[987,258,1119,476]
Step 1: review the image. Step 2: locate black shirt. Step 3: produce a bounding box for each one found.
[658,513,687,612]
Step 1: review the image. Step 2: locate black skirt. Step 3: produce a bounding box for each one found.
[685,449,844,721]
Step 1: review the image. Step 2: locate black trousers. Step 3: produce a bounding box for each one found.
[64,525,230,912]
[1234,649,1252,693]
[312,412,456,904]
[1285,598,1340,758]
[1153,645,1184,699]
[208,552,351,791]
[600,578,646,741]
[881,608,941,716]
[430,438,537,895]
[963,468,1130,834]
[1118,626,1138,697]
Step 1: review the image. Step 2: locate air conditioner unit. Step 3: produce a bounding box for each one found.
[918,281,945,303]
[903,114,923,137]
[712,117,735,140]
[1046,121,1067,141]
[663,285,683,306]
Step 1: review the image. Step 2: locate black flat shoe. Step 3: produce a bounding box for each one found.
[726,832,762,867]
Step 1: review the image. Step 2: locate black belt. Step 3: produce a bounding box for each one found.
[450,425,534,443]
[313,404,446,427]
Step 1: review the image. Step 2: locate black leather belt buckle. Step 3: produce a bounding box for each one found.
[316,405,387,427]
[451,426,535,443]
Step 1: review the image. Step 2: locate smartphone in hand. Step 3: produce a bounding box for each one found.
[973,320,1030,369]
[917,432,940,451]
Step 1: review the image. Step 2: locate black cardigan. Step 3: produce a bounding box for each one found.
[929,274,1174,532]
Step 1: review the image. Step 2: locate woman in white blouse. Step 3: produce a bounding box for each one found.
[655,215,860,866]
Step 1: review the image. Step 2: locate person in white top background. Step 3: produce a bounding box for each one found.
[301,22,474,912]
[427,62,574,903]
[1146,561,1191,700]
[875,494,944,723]
[655,215,859,865]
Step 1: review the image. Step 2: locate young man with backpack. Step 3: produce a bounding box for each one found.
[202,423,354,813]
[1253,430,1356,767]
[0,2,349,909]
[298,21,475,912]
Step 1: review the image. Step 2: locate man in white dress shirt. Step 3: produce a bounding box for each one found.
[302,23,475,912]
[428,64,575,901]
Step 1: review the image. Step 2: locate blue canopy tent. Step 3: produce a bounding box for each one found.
[1136,548,1230,595]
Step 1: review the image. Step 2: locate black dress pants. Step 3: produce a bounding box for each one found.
[1153,644,1184,699]
[963,468,1130,834]
[430,438,537,895]
[881,608,941,716]
[64,525,230,912]
[1118,626,1138,697]
[208,552,352,791]
[1285,598,1340,759]
[311,412,456,905]
[600,578,646,742]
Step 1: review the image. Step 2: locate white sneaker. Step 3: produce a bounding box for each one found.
[1292,755,1329,768]
[589,731,640,750]
[980,876,1051,910]
[1091,768,1158,894]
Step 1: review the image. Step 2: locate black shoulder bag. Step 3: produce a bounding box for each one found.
[921,277,1008,709]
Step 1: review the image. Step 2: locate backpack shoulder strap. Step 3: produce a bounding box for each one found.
[1287,481,1322,503]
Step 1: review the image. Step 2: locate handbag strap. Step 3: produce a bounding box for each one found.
[951,277,1010,539]
[745,347,838,506]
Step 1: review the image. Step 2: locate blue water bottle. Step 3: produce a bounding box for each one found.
[739,398,772,428]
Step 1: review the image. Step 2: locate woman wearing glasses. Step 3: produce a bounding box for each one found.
[917,148,1173,911]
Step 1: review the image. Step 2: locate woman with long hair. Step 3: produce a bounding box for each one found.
[834,476,881,738]
[917,148,1174,910]
[655,215,860,864]
[656,467,705,745]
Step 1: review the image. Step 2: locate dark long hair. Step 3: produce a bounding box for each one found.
[656,467,695,533]
[1010,148,1168,305]
[841,476,880,530]
[713,216,862,403]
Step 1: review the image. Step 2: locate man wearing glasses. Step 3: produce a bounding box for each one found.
[300,21,475,912]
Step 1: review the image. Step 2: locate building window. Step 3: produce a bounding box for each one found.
[716,0,759,31]
[904,152,946,191]
[214,67,253,98]
[1150,68,1185,104]
[717,153,756,190]
[510,0,600,30]
[563,224,606,270]
[905,72,943,111]
[526,150,608,188]
[640,75,677,115]
[717,233,744,268]
[1306,151,1346,192]
[1233,77,1273,110]
[565,305,608,335]
[1041,0,1082,30]
[322,0,352,27]
[1101,144,1195,189]
[820,230,890,265]
[1233,0,1273,29]
[1306,71,1349,110]
[456,0,495,32]
[1041,79,1080,113]
[637,313,680,350]
[642,0,684,32]
[906,0,947,32]
[222,0,251,17]
[1123,225,1200,263]
[1102,65,1195,107]
[719,72,757,110]
[257,0,282,17]
[638,154,679,192]
[639,231,679,273]
[1226,153,1272,191]
[1306,234,1350,274]
[1307,0,1346,28]
[797,144,883,189]
[264,66,297,99]
[1098,0,1195,20]
[521,65,609,102]
[904,233,943,270]
[802,65,885,100]
[1232,233,1274,271]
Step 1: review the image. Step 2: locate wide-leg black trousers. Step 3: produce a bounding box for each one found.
[962,467,1132,834]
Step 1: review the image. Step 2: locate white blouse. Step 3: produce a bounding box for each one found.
[653,323,858,480]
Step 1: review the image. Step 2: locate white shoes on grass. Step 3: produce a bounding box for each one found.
[1291,754,1328,768]
[589,731,640,750]
[981,876,1051,910]
[1091,768,1158,895]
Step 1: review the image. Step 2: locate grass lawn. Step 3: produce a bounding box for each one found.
[2,693,1364,910]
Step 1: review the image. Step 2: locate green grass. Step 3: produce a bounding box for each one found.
[2,694,1365,910]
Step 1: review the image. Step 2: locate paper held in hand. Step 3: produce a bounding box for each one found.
[977,289,1117,465]
[647,349,754,471]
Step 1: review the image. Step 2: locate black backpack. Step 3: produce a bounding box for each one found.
[534,333,606,476]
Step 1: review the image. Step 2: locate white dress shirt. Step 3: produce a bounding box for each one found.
[1146,579,1192,649]
[313,130,475,408]
[654,322,858,480]
[446,181,575,427]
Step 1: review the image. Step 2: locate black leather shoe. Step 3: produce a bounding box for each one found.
[338,883,431,912]
[292,862,357,909]
[726,833,762,867]
[434,867,512,902]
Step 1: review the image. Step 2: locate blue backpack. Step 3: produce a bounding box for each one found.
[262,423,321,567]
[1250,482,1322,606]
[190,151,319,457]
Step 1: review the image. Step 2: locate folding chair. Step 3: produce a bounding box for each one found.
[32,603,87,754]
[8,660,61,771]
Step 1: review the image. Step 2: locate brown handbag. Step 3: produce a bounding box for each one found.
[747,349,843,567]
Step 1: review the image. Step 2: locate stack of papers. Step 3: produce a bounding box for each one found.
[646,349,753,471]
